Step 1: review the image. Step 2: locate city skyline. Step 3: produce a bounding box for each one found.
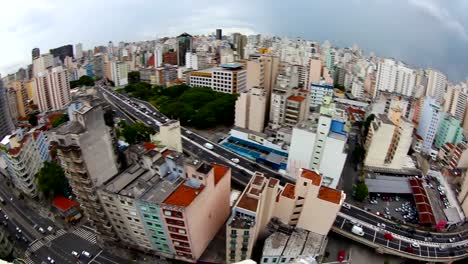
[2,0,468,82]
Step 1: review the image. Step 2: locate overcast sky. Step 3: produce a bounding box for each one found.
[1,0,467,82]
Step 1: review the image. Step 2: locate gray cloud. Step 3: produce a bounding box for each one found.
[1,0,467,82]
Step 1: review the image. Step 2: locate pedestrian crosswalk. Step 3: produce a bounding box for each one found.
[72,227,97,244]
[44,228,67,242]
[28,240,45,252]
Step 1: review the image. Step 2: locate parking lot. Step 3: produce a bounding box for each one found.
[365,195,419,224]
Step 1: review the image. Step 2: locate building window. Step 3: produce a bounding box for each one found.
[281,258,287,263]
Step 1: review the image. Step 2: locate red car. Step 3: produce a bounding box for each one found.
[338,250,346,262]
[384,232,394,241]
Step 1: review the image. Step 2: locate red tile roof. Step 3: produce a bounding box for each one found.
[212,163,229,185]
[301,169,321,186]
[143,142,157,150]
[52,195,79,212]
[161,149,172,158]
[163,184,205,207]
[287,95,305,102]
[408,178,436,225]
[8,134,30,156]
[237,193,259,212]
[318,186,342,204]
[281,183,296,199]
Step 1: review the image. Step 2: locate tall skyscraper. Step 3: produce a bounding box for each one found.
[32,54,54,77]
[93,53,105,79]
[177,33,193,66]
[0,78,14,140]
[216,29,222,40]
[50,44,74,63]
[417,97,442,153]
[31,48,40,60]
[426,69,447,104]
[232,33,247,60]
[34,66,72,112]
[75,43,83,59]
[50,99,120,243]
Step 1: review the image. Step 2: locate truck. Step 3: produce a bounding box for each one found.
[351,225,365,236]
[203,143,214,150]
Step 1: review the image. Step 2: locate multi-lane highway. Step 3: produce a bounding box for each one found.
[98,85,468,261]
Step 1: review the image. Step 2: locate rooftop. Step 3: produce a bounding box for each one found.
[52,195,79,212]
[282,183,296,199]
[213,163,229,185]
[301,169,322,186]
[163,182,205,207]
[237,192,259,212]
[53,121,85,135]
[196,162,213,175]
[262,232,289,257]
[365,177,412,194]
[317,186,342,204]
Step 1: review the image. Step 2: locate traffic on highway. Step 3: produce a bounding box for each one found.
[98,84,468,262]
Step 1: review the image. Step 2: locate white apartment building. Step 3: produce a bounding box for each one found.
[444,84,468,121]
[417,97,442,153]
[287,116,347,188]
[364,111,414,171]
[234,87,267,133]
[34,66,71,112]
[226,170,345,263]
[426,69,447,104]
[376,58,416,97]
[351,79,364,99]
[110,61,129,87]
[310,83,334,108]
[32,54,54,77]
[0,129,49,197]
[190,64,247,94]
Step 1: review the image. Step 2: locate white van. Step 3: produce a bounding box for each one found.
[351,225,365,236]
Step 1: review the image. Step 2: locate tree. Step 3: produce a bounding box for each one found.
[128,71,141,85]
[354,183,369,202]
[363,114,375,136]
[353,144,366,162]
[36,161,66,199]
[119,121,155,144]
[28,113,39,126]
[334,83,346,91]
[51,114,69,128]
[70,75,95,88]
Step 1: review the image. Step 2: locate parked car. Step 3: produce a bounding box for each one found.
[82,251,92,258]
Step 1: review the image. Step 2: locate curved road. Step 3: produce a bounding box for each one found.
[98,85,468,261]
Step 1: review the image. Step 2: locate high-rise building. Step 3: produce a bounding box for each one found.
[110,60,129,87]
[190,63,247,94]
[93,53,105,79]
[7,81,29,118]
[50,44,73,63]
[177,33,193,66]
[216,29,222,40]
[34,66,71,112]
[75,43,83,59]
[232,33,247,60]
[310,83,334,108]
[226,170,345,263]
[364,110,414,171]
[444,84,467,122]
[49,98,120,242]
[308,58,322,85]
[98,145,231,262]
[434,115,464,149]
[287,116,347,188]
[426,69,447,104]
[0,79,14,140]
[32,54,54,77]
[417,97,442,153]
[351,79,364,99]
[32,47,40,60]
[375,59,416,97]
[0,129,50,197]
[234,87,267,133]
[154,45,164,67]
[163,51,178,65]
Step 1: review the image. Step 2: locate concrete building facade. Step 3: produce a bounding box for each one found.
[235,87,267,133]
[34,66,71,112]
[226,169,345,263]
[435,115,464,149]
[417,97,442,153]
[190,64,247,94]
[426,69,447,104]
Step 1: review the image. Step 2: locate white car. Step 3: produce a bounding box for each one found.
[411,242,420,248]
[38,227,45,234]
[72,251,80,258]
[231,158,240,163]
[47,256,55,263]
[377,223,386,229]
[342,203,351,209]
[186,130,192,135]
[82,251,92,258]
